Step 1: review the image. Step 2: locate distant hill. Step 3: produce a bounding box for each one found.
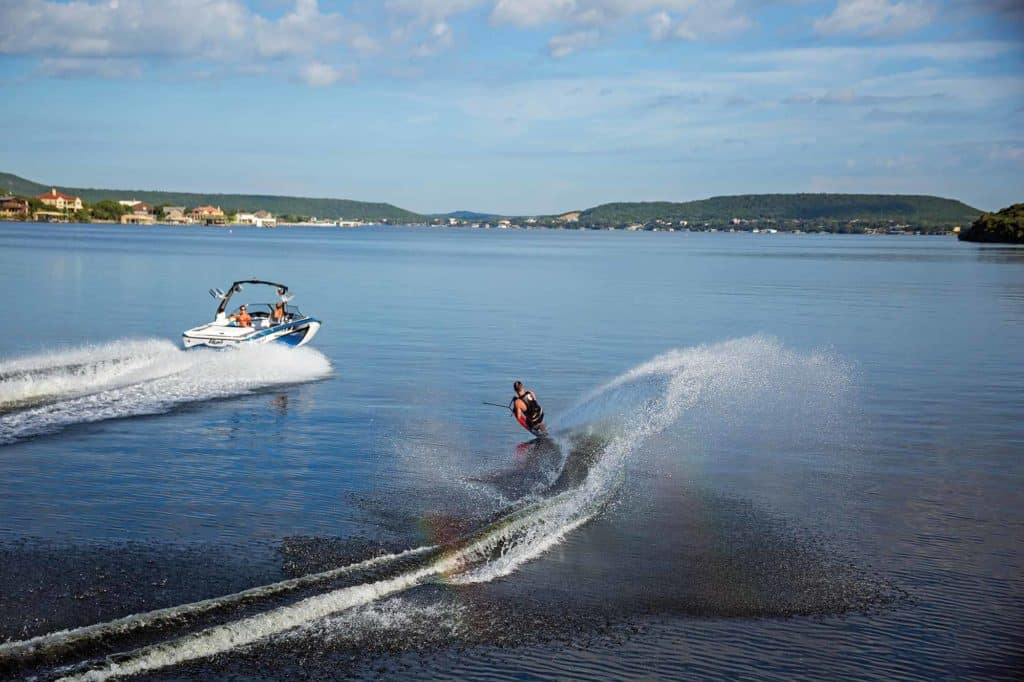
[0,172,424,223]
[958,203,1024,243]
[430,211,502,221]
[574,194,981,231]
[1,172,984,231]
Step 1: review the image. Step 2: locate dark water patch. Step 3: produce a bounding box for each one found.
[477,482,907,619]
[0,539,280,644]
[377,609,1024,681]
[464,438,564,501]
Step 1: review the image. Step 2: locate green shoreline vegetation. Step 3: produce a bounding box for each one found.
[958,203,1024,244]
[0,171,987,234]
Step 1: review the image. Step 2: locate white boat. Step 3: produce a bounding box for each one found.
[182,279,321,349]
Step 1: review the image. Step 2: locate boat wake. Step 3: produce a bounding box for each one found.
[0,336,853,680]
[0,339,333,445]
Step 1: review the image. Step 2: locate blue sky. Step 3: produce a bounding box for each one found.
[0,0,1021,214]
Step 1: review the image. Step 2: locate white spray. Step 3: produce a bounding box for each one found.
[8,336,844,680]
[0,338,333,444]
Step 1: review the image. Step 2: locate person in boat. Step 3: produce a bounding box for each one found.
[229,305,252,327]
[511,381,546,436]
[271,301,286,326]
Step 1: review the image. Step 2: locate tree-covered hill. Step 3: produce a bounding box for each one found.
[0,172,424,223]
[1,171,985,231]
[958,203,1024,243]
[431,211,502,221]
[574,193,980,230]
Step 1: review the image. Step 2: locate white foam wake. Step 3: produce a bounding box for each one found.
[55,490,586,682]
[0,545,436,662]
[30,336,845,679]
[0,338,333,444]
[455,335,848,583]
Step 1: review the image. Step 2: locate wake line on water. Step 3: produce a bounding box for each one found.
[3,335,846,680]
[0,545,437,663]
[0,339,333,444]
[53,491,594,682]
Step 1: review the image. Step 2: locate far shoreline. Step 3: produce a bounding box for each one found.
[0,219,965,237]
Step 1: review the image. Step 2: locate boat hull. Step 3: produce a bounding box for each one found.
[182,318,321,349]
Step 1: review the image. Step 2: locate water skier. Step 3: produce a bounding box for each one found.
[511,380,547,437]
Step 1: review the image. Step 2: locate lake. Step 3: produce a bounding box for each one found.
[0,222,1021,680]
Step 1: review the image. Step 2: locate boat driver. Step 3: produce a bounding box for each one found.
[229,305,252,327]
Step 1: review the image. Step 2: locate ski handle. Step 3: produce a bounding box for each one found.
[483,401,512,412]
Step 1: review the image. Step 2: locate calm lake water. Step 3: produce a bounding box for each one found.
[0,222,1021,680]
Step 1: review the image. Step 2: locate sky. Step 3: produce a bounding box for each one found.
[0,0,1021,214]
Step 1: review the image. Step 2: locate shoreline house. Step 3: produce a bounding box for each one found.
[189,205,226,225]
[37,187,83,212]
[162,206,189,224]
[121,213,156,225]
[119,200,154,216]
[235,210,277,227]
[0,196,30,220]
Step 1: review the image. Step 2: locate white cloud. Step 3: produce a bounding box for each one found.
[784,88,943,106]
[0,0,373,80]
[648,11,674,41]
[39,56,143,79]
[385,0,482,57]
[298,60,353,87]
[385,0,485,22]
[259,0,378,58]
[733,41,1020,67]
[412,21,456,57]
[491,0,578,27]
[491,0,756,42]
[647,2,753,41]
[548,30,599,57]
[814,0,934,38]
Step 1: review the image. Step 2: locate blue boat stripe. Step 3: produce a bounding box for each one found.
[249,317,320,341]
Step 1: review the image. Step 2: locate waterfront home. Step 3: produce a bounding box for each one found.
[189,205,226,225]
[0,196,30,220]
[36,187,83,212]
[236,211,277,227]
[34,210,67,222]
[162,206,189,223]
[120,213,155,225]
[118,200,153,215]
